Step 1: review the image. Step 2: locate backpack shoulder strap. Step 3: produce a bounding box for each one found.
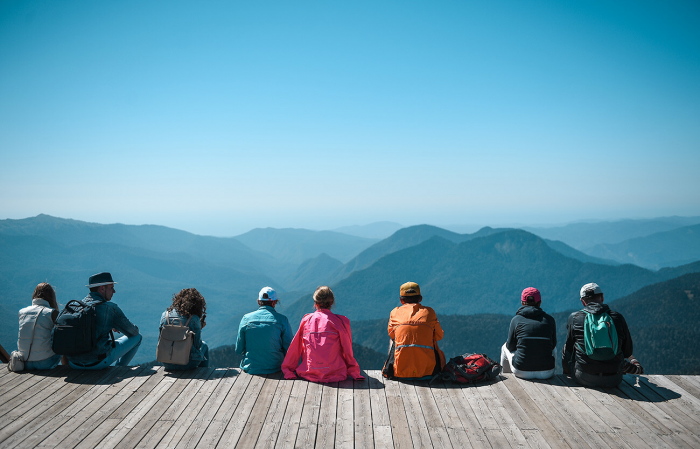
[25,307,45,360]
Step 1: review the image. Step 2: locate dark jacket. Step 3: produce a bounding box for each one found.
[562,302,633,375]
[506,305,557,372]
[67,292,140,365]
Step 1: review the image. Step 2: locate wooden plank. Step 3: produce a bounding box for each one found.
[645,375,700,424]
[475,380,531,449]
[71,366,168,449]
[0,367,71,415]
[460,382,511,449]
[498,375,571,449]
[196,370,253,448]
[133,368,213,449]
[215,372,267,448]
[367,371,394,449]
[382,377,413,449]
[115,368,208,449]
[271,379,308,449]
[235,373,282,449]
[29,367,133,448]
[440,382,491,449]
[514,377,593,449]
[0,366,91,428]
[398,380,432,448]
[334,378,354,449]
[159,368,228,449]
[294,379,323,449]
[613,379,696,449]
[315,381,339,449]
[537,377,624,449]
[556,375,659,449]
[0,369,111,448]
[678,375,700,392]
[254,377,295,449]
[490,376,553,449]
[174,369,240,449]
[619,376,700,444]
[428,381,472,449]
[666,375,700,401]
[414,380,452,449]
[353,375,373,449]
[97,368,185,449]
[547,376,631,449]
[0,367,62,394]
[35,365,152,448]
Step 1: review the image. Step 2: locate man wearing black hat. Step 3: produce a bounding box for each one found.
[562,282,643,387]
[68,272,142,369]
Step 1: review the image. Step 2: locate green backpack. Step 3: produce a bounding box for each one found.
[577,310,619,361]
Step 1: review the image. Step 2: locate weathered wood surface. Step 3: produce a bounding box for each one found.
[0,366,698,449]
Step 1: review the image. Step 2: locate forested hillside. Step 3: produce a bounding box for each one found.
[284,229,700,326]
[350,272,700,374]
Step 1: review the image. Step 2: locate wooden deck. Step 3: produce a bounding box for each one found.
[1,365,699,449]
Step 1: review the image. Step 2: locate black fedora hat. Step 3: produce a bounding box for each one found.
[86,272,117,288]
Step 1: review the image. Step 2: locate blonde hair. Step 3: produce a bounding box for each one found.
[313,286,335,309]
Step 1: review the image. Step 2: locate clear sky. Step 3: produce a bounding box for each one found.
[1,0,699,236]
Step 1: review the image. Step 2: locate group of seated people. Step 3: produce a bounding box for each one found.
[14,272,643,388]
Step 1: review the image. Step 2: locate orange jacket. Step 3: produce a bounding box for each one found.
[387,303,445,378]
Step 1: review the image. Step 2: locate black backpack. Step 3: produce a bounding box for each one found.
[52,299,113,356]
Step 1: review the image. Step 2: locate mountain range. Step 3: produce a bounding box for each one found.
[283,228,700,327]
[524,216,700,250]
[584,224,700,269]
[1,214,699,367]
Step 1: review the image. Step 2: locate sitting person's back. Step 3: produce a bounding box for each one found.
[160,288,209,370]
[17,283,65,370]
[563,282,643,387]
[501,287,556,379]
[67,272,142,370]
[236,287,292,374]
[385,282,445,379]
[281,286,364,382]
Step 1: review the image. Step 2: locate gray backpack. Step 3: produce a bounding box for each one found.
[156,314,194,365]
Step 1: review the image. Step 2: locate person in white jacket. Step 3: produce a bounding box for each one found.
[17,283,66,370]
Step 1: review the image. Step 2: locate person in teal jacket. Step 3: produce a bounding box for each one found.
[236,287,293,374]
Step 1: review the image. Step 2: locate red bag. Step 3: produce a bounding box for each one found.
[432,353,501,384]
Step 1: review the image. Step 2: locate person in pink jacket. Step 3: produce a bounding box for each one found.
[282,286,364,382]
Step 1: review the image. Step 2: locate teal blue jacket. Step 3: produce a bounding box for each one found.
[236,306,293,374]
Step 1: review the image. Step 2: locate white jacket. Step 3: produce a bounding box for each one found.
[17,299,57,361]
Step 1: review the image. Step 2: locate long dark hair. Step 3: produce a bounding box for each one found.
[32,283,58,310]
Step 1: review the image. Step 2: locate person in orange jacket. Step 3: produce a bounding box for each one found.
[383,281,446,379]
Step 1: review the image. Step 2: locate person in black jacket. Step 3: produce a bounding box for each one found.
[501,287,557,379]
[562,282,643,388]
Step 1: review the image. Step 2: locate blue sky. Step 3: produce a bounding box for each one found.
[1,0,698,235]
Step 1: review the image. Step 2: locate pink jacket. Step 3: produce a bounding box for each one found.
[282,309,364,382]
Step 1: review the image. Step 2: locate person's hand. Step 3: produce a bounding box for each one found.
[624,356,644,374]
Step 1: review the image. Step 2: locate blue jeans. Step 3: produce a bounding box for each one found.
[69,334,142,370]
[25,353,62,370]
[164,342,209,371]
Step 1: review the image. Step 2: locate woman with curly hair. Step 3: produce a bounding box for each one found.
[282,286,364,382]
[159,288,208,370]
